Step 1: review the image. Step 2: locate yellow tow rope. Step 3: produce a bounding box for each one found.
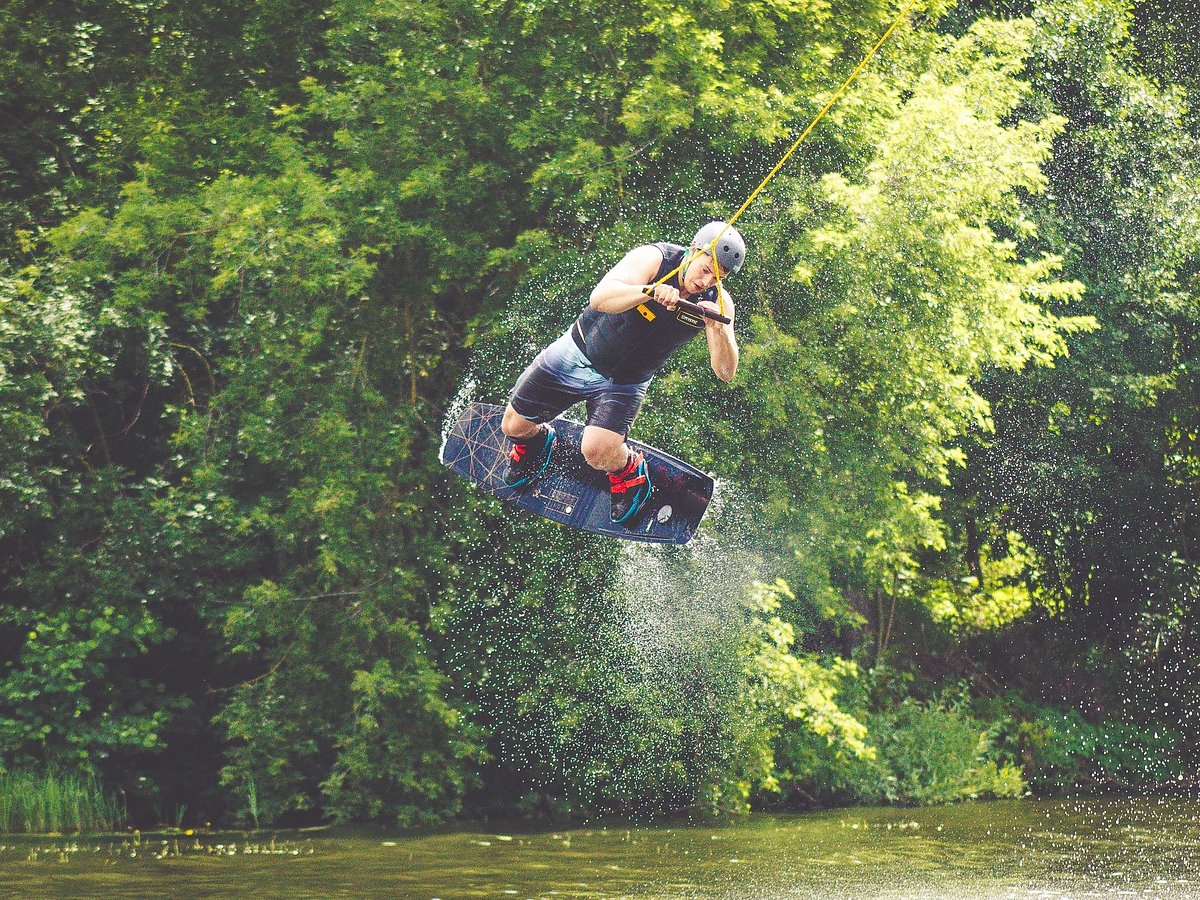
[659,0,924,316]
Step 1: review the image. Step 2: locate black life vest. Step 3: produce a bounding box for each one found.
[572,243,717,384]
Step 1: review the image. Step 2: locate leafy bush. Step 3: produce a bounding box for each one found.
[771,722,896,807]
[868,699,1026,804]
[769,669,1029,808]
[997,702,1185,791]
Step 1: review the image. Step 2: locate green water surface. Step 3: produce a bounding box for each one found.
[3,797,1200,898]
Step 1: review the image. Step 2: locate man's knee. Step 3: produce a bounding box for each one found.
[581,427,626,471]
[501,405,540,439]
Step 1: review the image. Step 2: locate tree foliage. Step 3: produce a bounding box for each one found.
[1,0,1195,826]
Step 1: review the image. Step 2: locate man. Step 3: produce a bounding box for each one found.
[500,221,745,524]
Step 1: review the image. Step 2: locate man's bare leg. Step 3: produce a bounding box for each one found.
[501,404,543,441]
[500,403,557,488]
[580,425,631,472]
[584,424,650,522]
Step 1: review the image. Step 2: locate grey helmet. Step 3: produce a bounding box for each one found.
[691,220,746,275]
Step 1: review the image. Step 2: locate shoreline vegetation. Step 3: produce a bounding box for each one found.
[0,779,1188,840]
[0,720,1181,836]
[0,771,125,835]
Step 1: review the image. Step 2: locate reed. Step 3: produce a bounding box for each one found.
[0,770,125,834]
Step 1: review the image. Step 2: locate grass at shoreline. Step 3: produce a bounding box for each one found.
[0,771,125,835]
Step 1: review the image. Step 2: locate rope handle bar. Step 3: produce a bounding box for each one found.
[642,287,732,324]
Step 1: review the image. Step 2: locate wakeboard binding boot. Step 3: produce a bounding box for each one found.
[503,424,556,489]
[609,450,652,524]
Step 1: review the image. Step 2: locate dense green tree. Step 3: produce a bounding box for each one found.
[897,0,1200,787]
[961,0,1199,665]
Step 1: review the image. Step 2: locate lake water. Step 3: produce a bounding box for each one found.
[3,797,1200,898]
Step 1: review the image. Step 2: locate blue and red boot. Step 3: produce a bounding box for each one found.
[608,450,652,523]
[503,425,556,488]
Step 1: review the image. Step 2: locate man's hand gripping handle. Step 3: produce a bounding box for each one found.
[641,286,732,324]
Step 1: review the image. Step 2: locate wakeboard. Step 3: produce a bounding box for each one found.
[440,401,714,544]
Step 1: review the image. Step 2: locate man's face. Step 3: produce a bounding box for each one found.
[681,248,728,295]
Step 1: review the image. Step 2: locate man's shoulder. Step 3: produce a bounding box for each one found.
[624,242,670,261]
[651,241,686,256]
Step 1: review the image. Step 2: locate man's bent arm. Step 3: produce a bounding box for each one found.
[708,325,738,382]
[589,245,665,314]
[703,290,738,382]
